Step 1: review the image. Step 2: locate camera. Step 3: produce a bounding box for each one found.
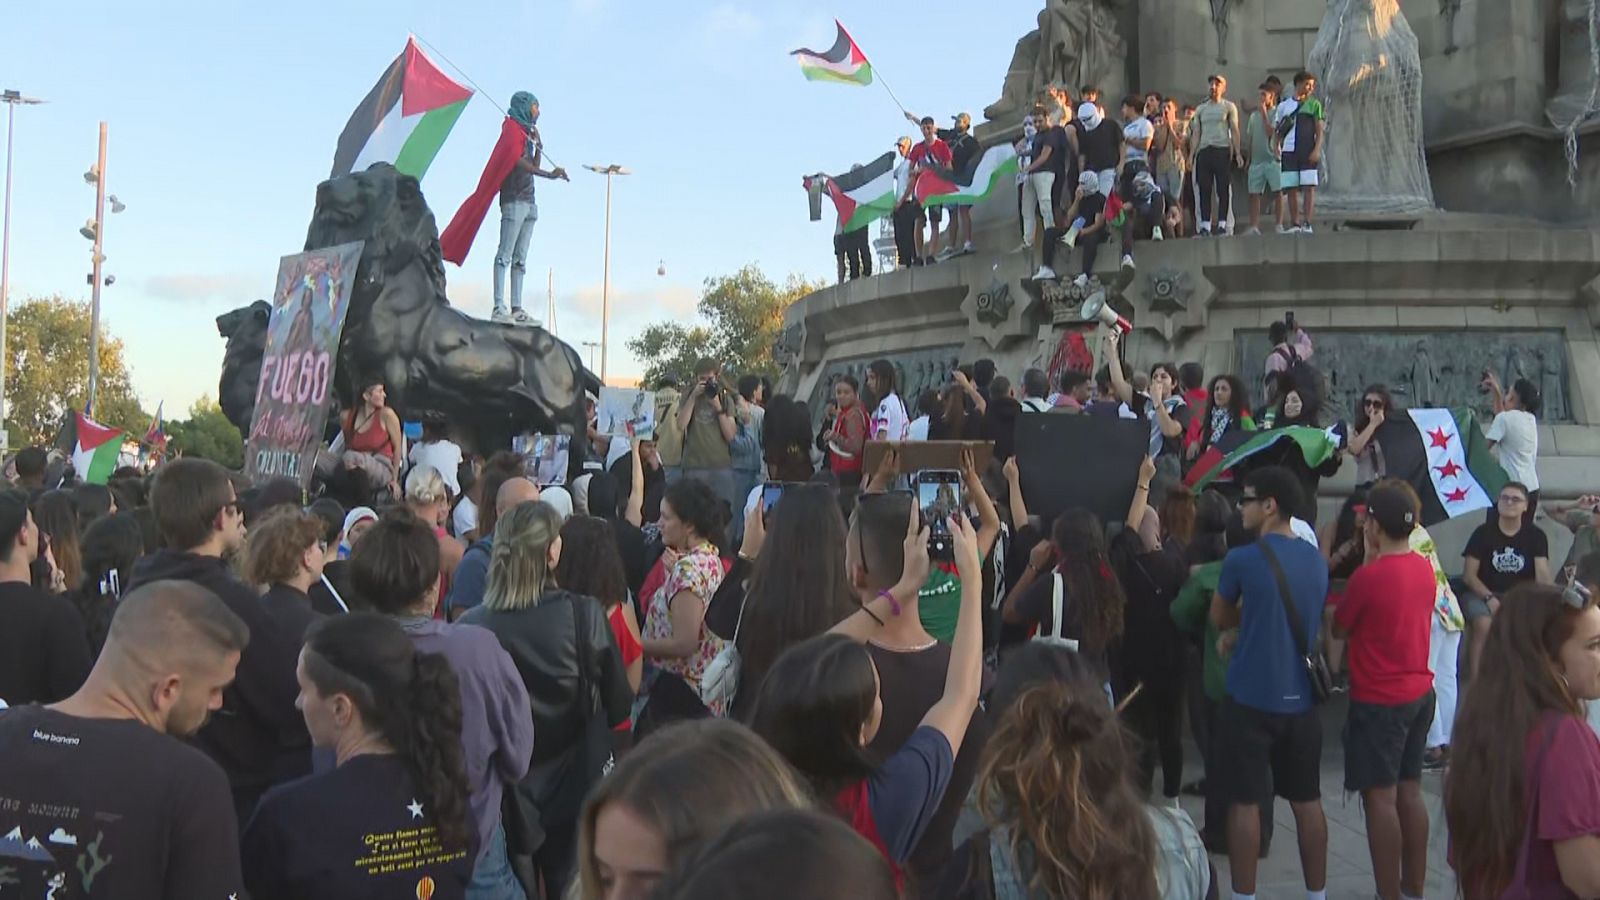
[702,379,720,399]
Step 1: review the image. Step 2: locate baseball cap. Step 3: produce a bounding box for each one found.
[952,112,971,128]
[1208,73,1227,84]
[1365,484,1417,537]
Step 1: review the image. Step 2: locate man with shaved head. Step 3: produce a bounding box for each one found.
[0,580,249,896]
[445,473,541,619]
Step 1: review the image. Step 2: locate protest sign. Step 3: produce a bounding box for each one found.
[513,433,571,485]
[1011,415,1148,526]
[245,241,364,487]
[596,386,655,439]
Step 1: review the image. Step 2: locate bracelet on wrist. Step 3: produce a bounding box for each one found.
[1137,483,1150,491]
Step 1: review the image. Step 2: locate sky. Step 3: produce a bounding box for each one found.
[3,0,1040,416]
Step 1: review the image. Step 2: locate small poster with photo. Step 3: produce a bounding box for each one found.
[512,433,571,486]
[596,386,655,440]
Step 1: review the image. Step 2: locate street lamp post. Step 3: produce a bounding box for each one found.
[582,164,629,383]
[1,89,45,450]
[581,340,601,371]
[87,123,107,416]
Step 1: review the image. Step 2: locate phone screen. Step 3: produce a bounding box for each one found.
[762,484,785,516]
[917,470,963,559]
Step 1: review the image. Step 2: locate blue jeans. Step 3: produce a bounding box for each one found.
[467,824,526,900]
[494,200,538,312]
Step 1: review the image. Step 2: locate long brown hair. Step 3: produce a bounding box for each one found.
[33,491,82,591]
[1444,582,1598,898]
[977,678,1159,899]
[1158,488,1195,548]
[1051,509,1127,654]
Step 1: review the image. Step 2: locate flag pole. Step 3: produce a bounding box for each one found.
[871,67,911,120]
[408,32,568,172]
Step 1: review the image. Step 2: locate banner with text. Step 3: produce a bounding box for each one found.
[245,241,365,487]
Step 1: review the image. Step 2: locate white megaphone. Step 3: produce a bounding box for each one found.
[1080,291,1132,334]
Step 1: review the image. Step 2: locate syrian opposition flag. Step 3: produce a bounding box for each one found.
[790,20,873,86]
[58,411,124,485]
[804,151,897,232]
[914,144,1020,207]
[1185,426,1341,491]
[1378,408,1508,525]
[330,37,472,181]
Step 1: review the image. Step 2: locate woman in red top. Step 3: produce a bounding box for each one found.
[337,381,404,497]
[555,516,644,749]
[1445,582,1600,898]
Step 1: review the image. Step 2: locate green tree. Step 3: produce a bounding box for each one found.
[166,395,243,469]
[4,295,147,446]
[626,265,819,388]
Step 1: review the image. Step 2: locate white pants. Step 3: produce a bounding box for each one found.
[1094,168,1117,196]
[1020,171,1055,246]
[1427,620,1462,748]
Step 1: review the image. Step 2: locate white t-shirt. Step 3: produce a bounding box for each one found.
[451,495,478,540]
[1486,409,1540,491]
[1274,98,1299,153]
[1123,117,1155,163]
[408,440,463,496]
[1290,517,1319,547]
[907,415,931,442]
[872,394,910,442]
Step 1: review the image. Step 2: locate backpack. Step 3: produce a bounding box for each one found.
[1271,345,1331,424]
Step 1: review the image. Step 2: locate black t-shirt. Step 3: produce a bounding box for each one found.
[0,705,245,898]
[1081,120,1122,171]
[1009,572,1110,678]
[1073,192,1107,226]
[1041,126,1070,182]
[942,131,981,174]
[609,516,649,598]
[1464,521,1549,596]
[865,641,990,888]
[0,581,91,706]
[242,753,472,900]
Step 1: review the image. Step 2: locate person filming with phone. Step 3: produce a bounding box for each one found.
[674,359,738,515]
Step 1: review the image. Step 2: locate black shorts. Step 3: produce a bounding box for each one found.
[927,205,943,224]
[1343,692,1435,793]
[1218,697,1323,805]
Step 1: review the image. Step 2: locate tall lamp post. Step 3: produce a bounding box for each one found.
[80,122,124,417]
[581,340,601,371]
[582,164,629,384]
[1,89,45,450]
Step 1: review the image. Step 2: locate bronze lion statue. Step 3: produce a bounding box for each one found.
[216,162,597,453]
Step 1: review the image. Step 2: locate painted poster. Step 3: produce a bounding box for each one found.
[595,386,655,440]
[244,241,364,487]
[512,433,570,486]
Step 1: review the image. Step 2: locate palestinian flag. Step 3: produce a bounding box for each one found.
[1186,426,1341,491]
[58,411,124,485]
[1377,407,1508,525]
[914,144,1020,207]
[790,20,873,86]
[805,151,897,232]
[330,37,472,181]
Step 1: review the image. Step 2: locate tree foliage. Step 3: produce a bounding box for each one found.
[166,395,244,469]
[626,265,819,388]
[4,295,147,446]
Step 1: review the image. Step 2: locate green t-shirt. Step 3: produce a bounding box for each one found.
[1171,561,1227,702]
[1192,99,1239,151]
[679,395,732,469]
[1246,110,1275,164]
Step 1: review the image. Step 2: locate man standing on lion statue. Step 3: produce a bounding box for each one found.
[440,90,568,325]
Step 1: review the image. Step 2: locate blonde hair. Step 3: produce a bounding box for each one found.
[482,500,563,611]
[576,720,813,900]
[405,465,449,506]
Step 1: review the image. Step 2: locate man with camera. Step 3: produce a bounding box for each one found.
[674,359,737,513]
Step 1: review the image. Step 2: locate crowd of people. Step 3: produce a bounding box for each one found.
[1,327,1597,900]
[836,71,1329,285]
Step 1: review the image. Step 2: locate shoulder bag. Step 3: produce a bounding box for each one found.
[1258,540,1334,704]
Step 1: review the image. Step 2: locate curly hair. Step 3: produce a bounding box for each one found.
[978,675,1159,900]
[662,479,726,548]
[302,613,472,852]
[241,508,325,586]
[553,516,628,612]
[1050,509,1127,655]
[71,512,145,657]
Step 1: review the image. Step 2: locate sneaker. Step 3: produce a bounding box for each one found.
[1016,241,1032,253]
[1285,224,1303,234]
[1299,223,1315,234]
[935,247,957,262]
[1121,253,1136,272]
[1061,226,1080,248]
[1243,226,1262,236]
[1032,265,1057,280]
[1197,224,1212,236]
[510,308,540,327]
[1152,226,1164,241]
[1216,224,1230,236]
[962,241,975,254]
[491,308,513,324]
[1423,746,1450,772]
[1073,273,1089,288]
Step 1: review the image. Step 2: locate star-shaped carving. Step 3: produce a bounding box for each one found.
[1427,427,1452,449]
[1434,459,1463,479]
[1444,487,1471,504]
[407,798,425,819]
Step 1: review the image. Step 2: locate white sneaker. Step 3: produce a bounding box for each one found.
[935,247,957,262]
[962,241,975,254]
[491,308,513,324]
[1216,224,1230,236]
[1032,266,1057,280]
[1061,226,1080,248]
[1243,226,1262,236]
[1299,223,1315,234]
[1121,254,1136,271]
[1197,224,1212,236]
[1073,273,1089,288]
[1016,241,1032,253]
[1276,224,1292,234]
[510,308,540,327]
[1152,226,1164,242]
[1286,224,1303,234]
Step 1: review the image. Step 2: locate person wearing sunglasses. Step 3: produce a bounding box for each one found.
[1343,384,1394,487]
[129,458,309,825]
[1461,481,1552,689]
[1444,580,1600,899]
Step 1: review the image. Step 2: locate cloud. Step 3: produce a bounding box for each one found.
[144,273,263,305]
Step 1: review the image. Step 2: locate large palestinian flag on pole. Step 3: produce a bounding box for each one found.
[805,152,898,233]
[330,37,472,181]
[55,411,124,485]
[1378,408,1508,525]
[790,20,873,86]
[914,144,1020,207]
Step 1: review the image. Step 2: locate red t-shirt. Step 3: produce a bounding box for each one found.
[829,404,870,474]
[1518,713,1600,893]
[908,139,952,170]
[1335,551,1435,705]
